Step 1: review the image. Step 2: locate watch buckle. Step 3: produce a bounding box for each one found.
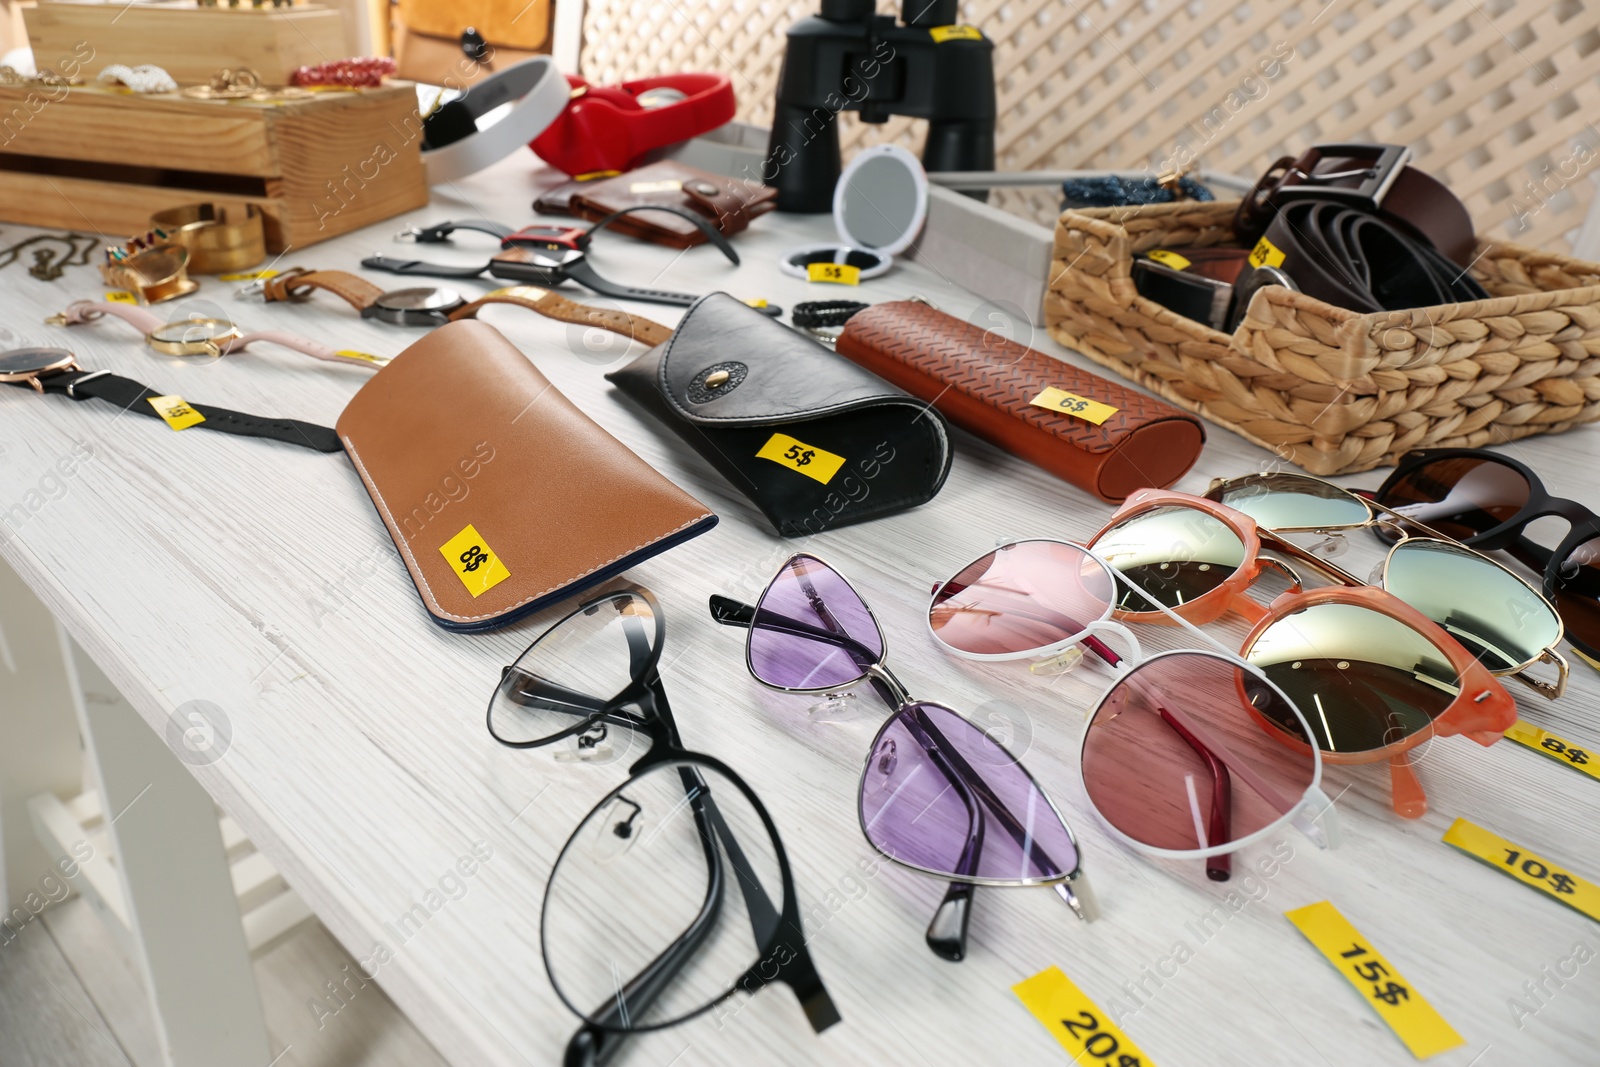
[1274,143,1412,212]
[395,226,423,243]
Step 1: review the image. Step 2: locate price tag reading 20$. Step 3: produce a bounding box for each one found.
[755,433,846,485]
[1285,901,1463,1059]
[1013,966,1156,1065]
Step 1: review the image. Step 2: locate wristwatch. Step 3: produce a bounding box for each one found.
[48,300,388,367]
[239,269,466,326]
[363,206,764,311]
[0,347,343,452]
[447,285,673,346]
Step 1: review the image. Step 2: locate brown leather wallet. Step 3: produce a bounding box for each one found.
[561,161,778,248]
[835,301,1205,502]
[337,320,717,631]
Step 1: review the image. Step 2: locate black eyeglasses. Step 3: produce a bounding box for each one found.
[1372,448,1600,670]
[486,587,839,1064]
[710,553,1094,965]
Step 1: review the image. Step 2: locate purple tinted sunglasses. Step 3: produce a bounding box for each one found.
[710,553,1095,962]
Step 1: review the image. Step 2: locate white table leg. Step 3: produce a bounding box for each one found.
[59,630,274,1067]
[0,556,83,923]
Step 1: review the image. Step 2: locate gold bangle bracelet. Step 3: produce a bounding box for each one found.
[150,203,267,275]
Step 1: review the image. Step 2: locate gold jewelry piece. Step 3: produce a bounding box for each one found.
[150,203,267,275]
[101,242,198,304]
[181,68,313,101]
[0,65,83,87]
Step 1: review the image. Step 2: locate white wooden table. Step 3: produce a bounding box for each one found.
[1,149,1597,1067]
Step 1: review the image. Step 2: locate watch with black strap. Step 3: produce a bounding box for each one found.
[363,206,773,312]
[0,347,343,453]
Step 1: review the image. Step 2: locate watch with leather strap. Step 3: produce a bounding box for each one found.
[396,218,590,254]
[0,347,343,452]
[49,300,388,368]
[447,286,673,346]
[242,269,466,326]
[1234,143,1476,267]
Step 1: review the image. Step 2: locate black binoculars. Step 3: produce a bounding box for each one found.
[764,0,996,212]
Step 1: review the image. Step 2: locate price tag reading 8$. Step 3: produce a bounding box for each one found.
[1503,720,1600,782]
[438,524,511,598]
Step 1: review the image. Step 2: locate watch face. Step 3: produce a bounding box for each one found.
[0,347,76,376]
[376,287,464,312]
[148,318,238,345]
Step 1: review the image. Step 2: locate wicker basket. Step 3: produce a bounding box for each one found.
[1042,201,1600,476]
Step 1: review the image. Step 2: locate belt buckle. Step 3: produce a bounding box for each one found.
[1275,143,1412,211]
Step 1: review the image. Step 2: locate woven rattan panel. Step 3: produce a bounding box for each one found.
[579,0,1600,250]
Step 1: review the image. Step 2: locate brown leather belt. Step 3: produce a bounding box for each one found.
[1234,143,1477,267]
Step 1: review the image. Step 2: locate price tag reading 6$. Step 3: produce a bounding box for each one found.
[1285,901,1463,1059]
[1030,387,1120,426]
[438,524,511,598]
[1012,965,1156,1065]
[807,262,860,286]
[755,433,846,485]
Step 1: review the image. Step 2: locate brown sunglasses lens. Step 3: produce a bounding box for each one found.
[1089,505,1245,611]
[1243,602,1458,753]
[1377,456,1531,541]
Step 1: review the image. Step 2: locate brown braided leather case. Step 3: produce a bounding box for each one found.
[835,301,1205,501]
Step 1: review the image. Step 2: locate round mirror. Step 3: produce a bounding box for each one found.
[835,144,928,256]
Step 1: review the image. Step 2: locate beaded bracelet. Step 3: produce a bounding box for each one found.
[291,57,396,89]
[790,300,871,328]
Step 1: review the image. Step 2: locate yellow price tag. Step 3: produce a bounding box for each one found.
[755,433,846,485]
[807,262,860,286]
[1145,249,1192,270]
[930,24,983,42]
[1029,387,1120,425]
[1442,818,1600,922]
[1504,720,1600,781]
[1249,236,1286,269]
[336,349,389,367]
[573,169,622,182]
[218,269,280,282]
[438,524,511,598]
[1285,902,1462,1059]
[146,395,206,431]
[745,298,769,309]
[1012,966,1158,1065]
[105,290,138,304]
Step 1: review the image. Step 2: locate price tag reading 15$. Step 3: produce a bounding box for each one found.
[1285,901,1463,1059]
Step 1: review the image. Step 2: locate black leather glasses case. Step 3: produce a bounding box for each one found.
[607,293,953,536]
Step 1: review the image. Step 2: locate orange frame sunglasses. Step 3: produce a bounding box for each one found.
[1086,489,1518,818]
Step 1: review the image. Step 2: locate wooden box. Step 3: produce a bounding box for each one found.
[26,2,352,87]
[0,83,429,251]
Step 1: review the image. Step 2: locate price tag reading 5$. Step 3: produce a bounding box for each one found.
[1030,387,1120,426]
[1013,965,1157,1065]
[147,395,206,431]
[439,524,511,598]
[756,433,846,485]
[1285,901,1463,1059]
[807,262,860,286]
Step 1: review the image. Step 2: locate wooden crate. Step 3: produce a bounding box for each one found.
[0,83,429,251]
[26,1,352,87]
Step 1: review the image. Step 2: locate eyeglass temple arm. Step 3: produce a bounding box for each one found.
[709,595,884,668]
[1157,709,1232,880]
[502,670,654,735]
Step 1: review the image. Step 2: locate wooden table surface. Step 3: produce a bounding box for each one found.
[1,153,1596,1067]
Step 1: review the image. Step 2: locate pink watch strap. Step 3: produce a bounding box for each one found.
[63,300,164,334]
[232,331,389,368]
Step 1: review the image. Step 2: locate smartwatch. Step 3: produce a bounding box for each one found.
[0,347,343,452]
[420,57,571,184]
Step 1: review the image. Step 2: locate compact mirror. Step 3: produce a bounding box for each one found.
[781,144,929,281]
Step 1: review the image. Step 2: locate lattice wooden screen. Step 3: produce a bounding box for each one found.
[579,0,1600,250]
